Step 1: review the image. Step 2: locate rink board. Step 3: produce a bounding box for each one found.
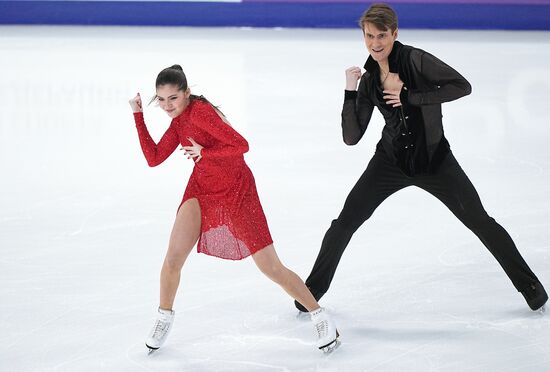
[0,0,550,30]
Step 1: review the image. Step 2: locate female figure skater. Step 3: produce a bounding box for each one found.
[128,65,339,353]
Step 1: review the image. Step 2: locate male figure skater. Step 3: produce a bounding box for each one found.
[295,3,547,313]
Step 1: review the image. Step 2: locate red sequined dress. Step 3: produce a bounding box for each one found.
[133,98,273,260]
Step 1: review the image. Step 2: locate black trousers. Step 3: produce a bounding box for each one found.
[304,149,539,298]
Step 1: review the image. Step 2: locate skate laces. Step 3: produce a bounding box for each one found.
[152,320,169,339]
[315,320,328,338]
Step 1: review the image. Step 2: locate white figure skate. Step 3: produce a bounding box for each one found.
[310,307,340,353]
[145,308,175,354]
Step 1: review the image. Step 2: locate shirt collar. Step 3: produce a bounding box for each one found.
[364,40,403,74]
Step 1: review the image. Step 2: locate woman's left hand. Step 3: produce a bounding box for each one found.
[181,137,203,163]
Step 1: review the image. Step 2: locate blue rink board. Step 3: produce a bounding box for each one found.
[0,1,549,30]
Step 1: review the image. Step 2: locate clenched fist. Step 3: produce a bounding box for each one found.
[129,93,143,113]
[345,66,362,91]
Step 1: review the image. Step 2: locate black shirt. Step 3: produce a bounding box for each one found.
[341,41,471,176]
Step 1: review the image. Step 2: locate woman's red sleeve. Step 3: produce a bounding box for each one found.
[192,102,249,159]
[134,112,179,167]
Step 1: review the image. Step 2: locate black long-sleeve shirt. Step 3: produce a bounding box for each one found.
[342,41,471,176]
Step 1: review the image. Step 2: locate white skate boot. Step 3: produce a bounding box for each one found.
[145,308,175,353]
[310,307,340,353]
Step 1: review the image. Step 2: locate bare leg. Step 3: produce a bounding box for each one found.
[159,198,201,310]
[252,245,319,312]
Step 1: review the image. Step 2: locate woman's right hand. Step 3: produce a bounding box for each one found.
[345,66,362,91]
[129,93,143,113]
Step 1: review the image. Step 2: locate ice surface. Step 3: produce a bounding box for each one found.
[1,26,550,371]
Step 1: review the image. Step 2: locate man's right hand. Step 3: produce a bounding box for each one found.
[345,66,362,91]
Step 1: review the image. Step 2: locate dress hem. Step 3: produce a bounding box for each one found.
[197,241,273,261]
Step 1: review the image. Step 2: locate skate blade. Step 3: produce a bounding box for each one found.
[537,304,546,314]
[146,344,159,355]
[319,330,341,354]
[321,339,341,354]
